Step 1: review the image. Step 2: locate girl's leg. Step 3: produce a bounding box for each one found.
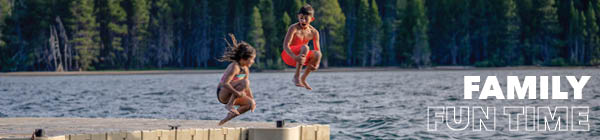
[219,94,254,125]
[293,45,310,87]
[218,79,249,115]
[300,50,321,90]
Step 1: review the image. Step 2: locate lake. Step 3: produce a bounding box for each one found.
[1,69,599,139]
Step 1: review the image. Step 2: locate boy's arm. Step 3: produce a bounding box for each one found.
[283,25,304,61]
[312,28,320,51]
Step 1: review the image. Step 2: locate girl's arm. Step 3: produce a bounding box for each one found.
[243,66,253,99]
[283,25,304,62]
[221,64,244,97]
[243,66,256,112]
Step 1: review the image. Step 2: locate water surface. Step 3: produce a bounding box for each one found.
[1,69,599,139]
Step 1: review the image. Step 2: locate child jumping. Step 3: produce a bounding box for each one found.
[281,4,322,90]
[216,34,257,125]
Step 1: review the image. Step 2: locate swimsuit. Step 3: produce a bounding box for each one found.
[217,66,246,104]
[281,33,318,67]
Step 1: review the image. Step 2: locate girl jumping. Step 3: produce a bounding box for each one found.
[281,4,322,90]
[217,34,257,125]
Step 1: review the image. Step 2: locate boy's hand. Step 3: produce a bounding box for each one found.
[294,54,306,64]
[308,63,319,70]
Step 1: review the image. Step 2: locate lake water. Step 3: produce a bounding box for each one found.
[1,69,599,139]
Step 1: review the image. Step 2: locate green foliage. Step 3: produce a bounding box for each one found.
[408,0,430,67]
[548,57,568,66]
[474,60,494,67]
[258,0,279,65]
[586,1,600,66]
[248,6,266,69]
[70,0,100,70]
[312,0,346,66]
[3,0,600,71]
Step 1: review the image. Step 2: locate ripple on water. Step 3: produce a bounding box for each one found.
[317,100,349,104]
[144,92,166,96]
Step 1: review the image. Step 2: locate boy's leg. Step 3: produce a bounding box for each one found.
[293,45,310,87]
[300,50,321,90]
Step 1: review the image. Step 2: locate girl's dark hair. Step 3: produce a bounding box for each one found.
[219,34,256,62]
[298,4,314,16]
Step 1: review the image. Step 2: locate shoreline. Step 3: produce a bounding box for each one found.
[0,66,598,77]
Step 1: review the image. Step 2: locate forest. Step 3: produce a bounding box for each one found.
[1,0,599,72]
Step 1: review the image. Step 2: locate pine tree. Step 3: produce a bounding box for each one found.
[70,0,101,70]
[312,0,346,67]
[96,0,128,69]
[585,1,600,65]
[248,6,266,69]
[355,0,369,66]
[395,0,415,66]
[2,0,57,71]
[409,0,430,67]
[147,0,173,68]
[340,0,358,66]
[490,0,521,66]
[258,0,278,65]
[367,0,382,66]
[567,1,583,64]
[534,0,561,64]
[0,0,9,48]
[428,0,465,65]
[290,0,303,16]
[123,0,149,68]
[0,0,13,71]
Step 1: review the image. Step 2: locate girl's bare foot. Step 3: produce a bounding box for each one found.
[300,77,312,90]
[293,77,304,87]
[218,119,227,126]
[225,105,240,115]
[218,112,237,126]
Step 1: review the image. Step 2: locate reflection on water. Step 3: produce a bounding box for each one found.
[1,69,599,139]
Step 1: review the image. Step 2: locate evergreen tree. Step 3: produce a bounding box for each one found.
[2,0,56,71]
[290,0,303,17]
[567,0,584,64]
[355,0,369,66]
[147,0,173,68]
[96,0,127,69]
[394,0,414,66]
[533,0,561,64]
[248,6,266,69]
[585,1,600,65]
[471,0,493,65]
[312,0,346,67]
[0,0,10,48]
[70,0,101,70]
[490,0,521,66]
[209,0,229,67]
[258,0,278,65]
[123,0,149,68]
[367,0,382,66]
[380,0,399,66]
[408,0,430,67]
[340,0,358,66]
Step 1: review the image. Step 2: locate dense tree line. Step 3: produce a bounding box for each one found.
[1,0,599,72]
